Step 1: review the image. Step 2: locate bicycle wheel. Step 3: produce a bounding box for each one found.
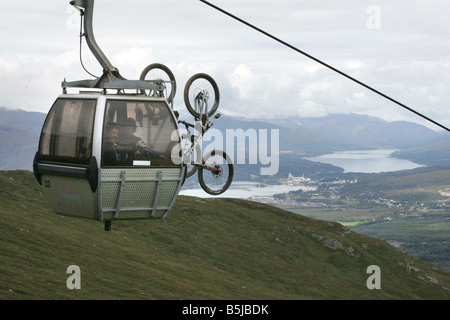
[180,133,202,178]
[184,73,220,119]
[198,150,233,195]
[140,63,176,103]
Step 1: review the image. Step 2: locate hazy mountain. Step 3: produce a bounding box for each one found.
[212,114,344,155]
[0,107,46,136]
[0,107,45,171]
[0,125,39,170]
[0,107,446,171]
[393,135,450,166]
[260,113,441,149]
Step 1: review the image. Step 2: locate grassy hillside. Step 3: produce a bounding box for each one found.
[1,170,450,300]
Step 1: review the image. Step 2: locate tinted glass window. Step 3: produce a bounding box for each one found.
[102,100,180,167]
[39,98,96,165]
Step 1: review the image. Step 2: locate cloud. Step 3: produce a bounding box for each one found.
[111,47,155,79]
[0,0,449,131]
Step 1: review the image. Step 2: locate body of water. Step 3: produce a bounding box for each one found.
[180,181,315,199]
[306,149,425,173]
[180,150,425,199]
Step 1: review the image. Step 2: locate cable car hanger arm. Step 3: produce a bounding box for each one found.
[64,0,163,92]
[199,0,450,133]
[70,0,119,78]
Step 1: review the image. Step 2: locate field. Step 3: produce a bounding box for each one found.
[1,170,450,300]
[275,166,450,272]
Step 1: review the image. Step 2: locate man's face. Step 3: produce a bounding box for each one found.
[106,128,119,141]
[125,126,136,136]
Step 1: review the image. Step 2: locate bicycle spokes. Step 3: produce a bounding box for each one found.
[184,73,220,119]
[198,150,233,195]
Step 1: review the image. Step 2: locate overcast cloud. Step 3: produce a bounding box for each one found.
[1,0,449,130]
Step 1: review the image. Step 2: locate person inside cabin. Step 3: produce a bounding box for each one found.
[116,117,167,166]
[116,118,146,165]
[102,123,120,166]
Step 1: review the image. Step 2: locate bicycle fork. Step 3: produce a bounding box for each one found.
[195,91,209,117]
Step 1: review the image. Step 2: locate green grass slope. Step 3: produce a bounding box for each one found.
[1,170,449,300]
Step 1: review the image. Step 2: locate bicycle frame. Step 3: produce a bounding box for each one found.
[179,74,233,195]
[179,112,221,169]
[180,120,201,167]
[179,88,222,169]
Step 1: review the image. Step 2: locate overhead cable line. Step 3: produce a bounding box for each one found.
[199,0,450,133]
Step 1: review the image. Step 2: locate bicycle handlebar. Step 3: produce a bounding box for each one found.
[178,119,195,128]
[178,112,221,131]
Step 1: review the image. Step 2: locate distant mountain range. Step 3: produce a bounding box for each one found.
[0,106,448,171]
[0,107,46,171]
[278,113,442,149]
[213,112,449,163]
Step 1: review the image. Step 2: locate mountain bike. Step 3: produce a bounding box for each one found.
[178,73,233,195]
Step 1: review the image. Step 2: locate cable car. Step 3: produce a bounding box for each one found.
[33,0,185,231]
[33,91,184,231]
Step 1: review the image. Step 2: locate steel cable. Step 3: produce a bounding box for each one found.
[200,0,450,132]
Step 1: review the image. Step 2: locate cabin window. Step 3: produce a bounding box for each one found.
[102,100,180,167]
[39,98,96,165]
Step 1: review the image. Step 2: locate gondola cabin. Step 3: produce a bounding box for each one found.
[33,91,185,230]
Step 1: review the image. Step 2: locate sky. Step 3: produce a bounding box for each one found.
[1,0,450,130]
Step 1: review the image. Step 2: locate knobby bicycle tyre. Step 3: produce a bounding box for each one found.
[198,150,233,195]
[184,73,220,119]
[140,63,177,103]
